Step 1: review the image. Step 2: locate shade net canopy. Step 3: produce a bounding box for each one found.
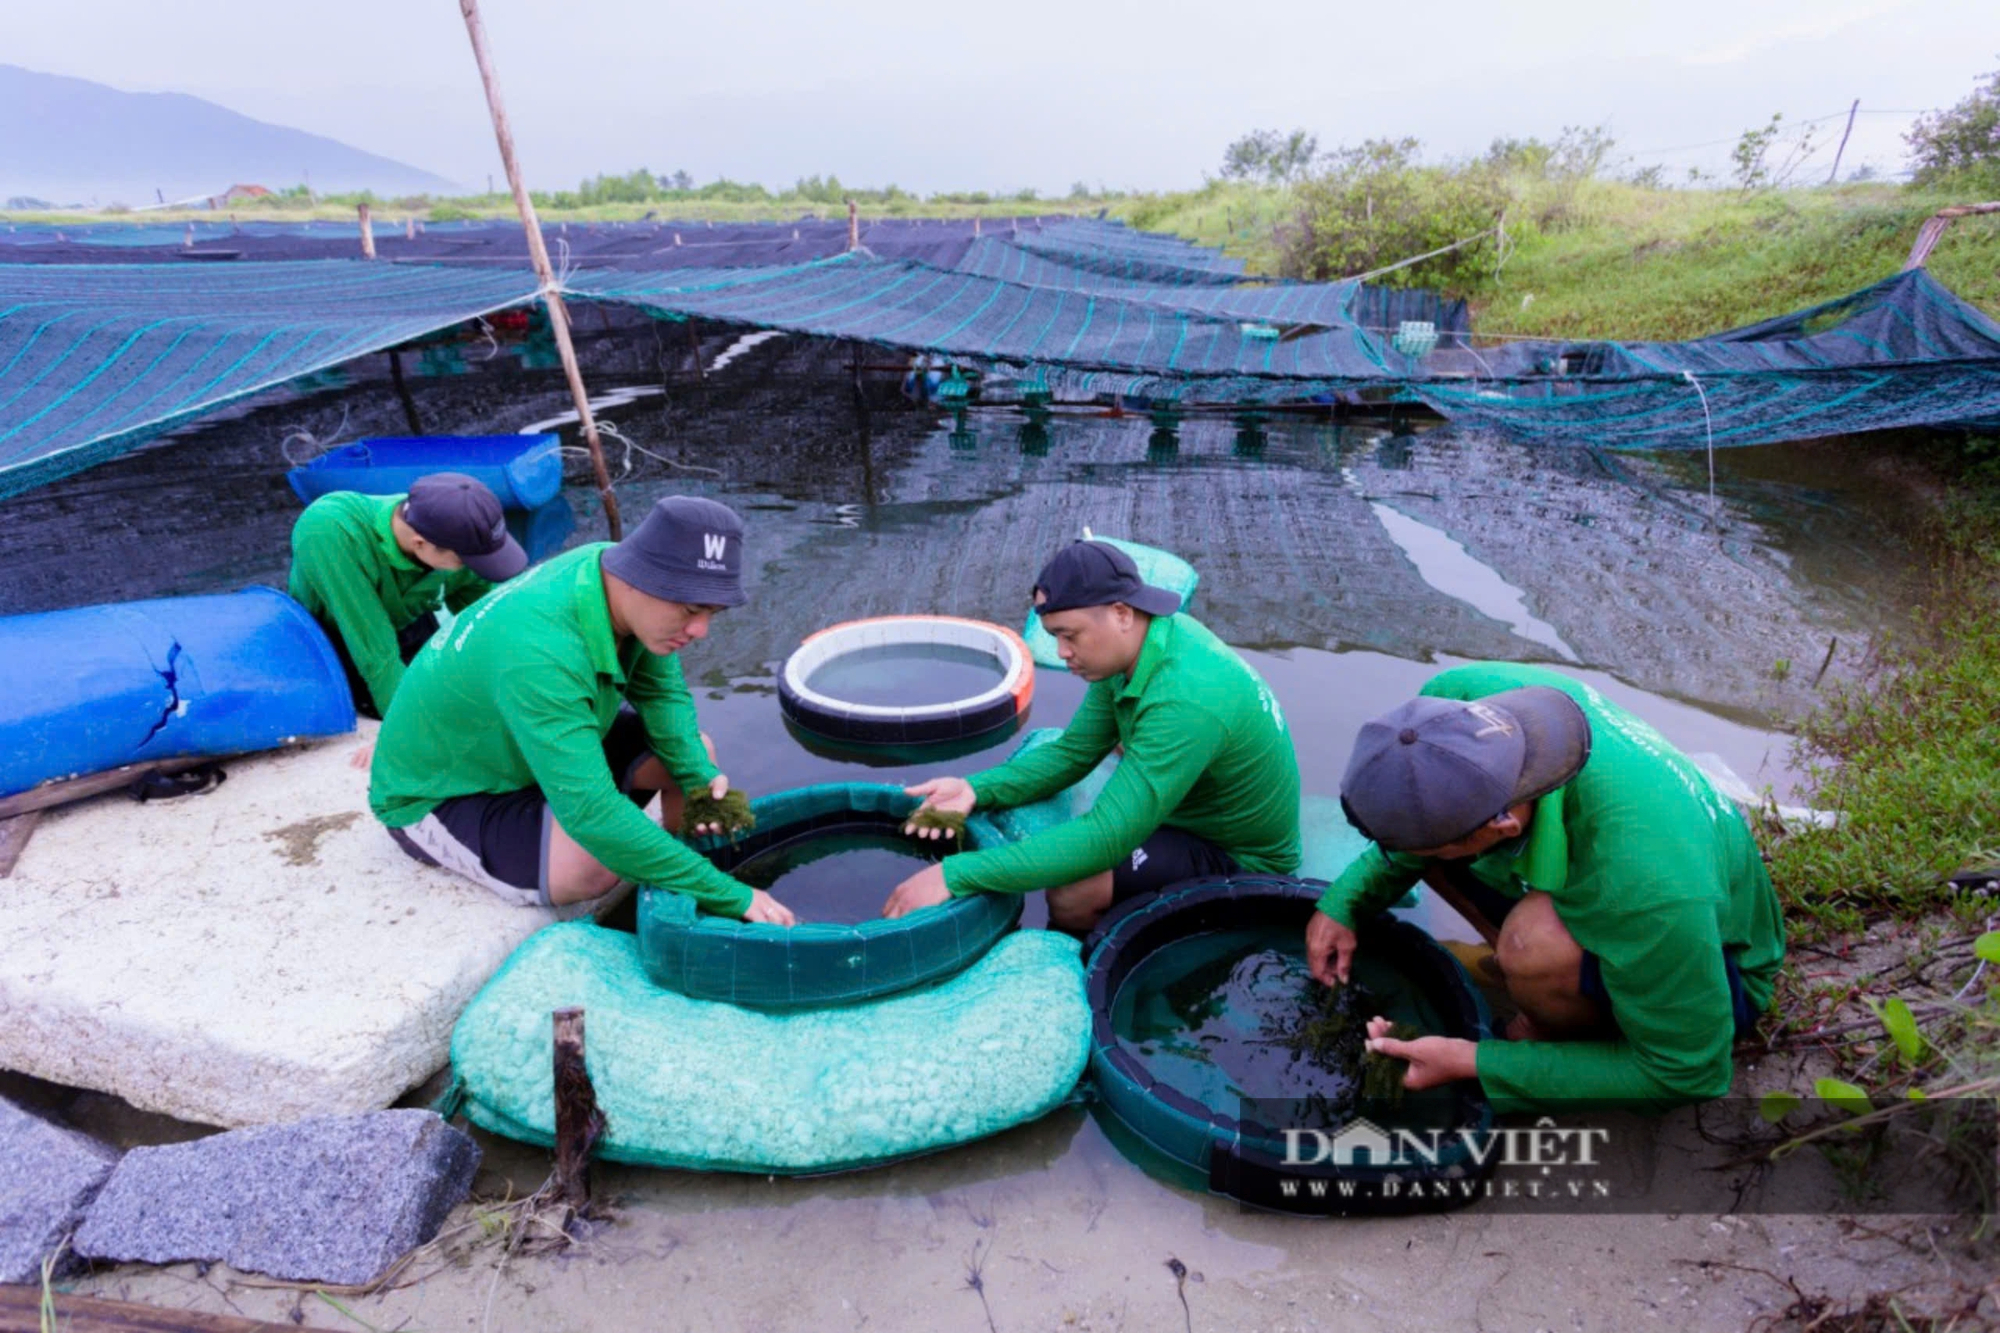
[0,217,1994,495]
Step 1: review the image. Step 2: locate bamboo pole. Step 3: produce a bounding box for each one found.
[457,0,622,538]
[358,203,375,259]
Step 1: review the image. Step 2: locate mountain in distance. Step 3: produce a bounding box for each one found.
[0,64,462,207]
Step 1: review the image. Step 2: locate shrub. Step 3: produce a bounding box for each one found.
[1280,139,1510,291]
[1907,66,2000,192]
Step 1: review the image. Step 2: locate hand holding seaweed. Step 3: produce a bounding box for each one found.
[680,788,756,839]
[903,806,968,842]
[1359,1022,1422,1106]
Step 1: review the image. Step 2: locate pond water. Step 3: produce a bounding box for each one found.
[0,329,1947,1230]
[720,822,943,925]
[804,641,1008,709]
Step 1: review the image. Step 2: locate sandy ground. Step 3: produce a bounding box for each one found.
[60,1088,1988,1333]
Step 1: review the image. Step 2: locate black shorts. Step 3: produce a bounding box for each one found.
[386,708,656,906]
[331,610,440,720]
[1109,825,1241,905]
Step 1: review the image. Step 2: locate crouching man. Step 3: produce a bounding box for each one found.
[1311,663,1785,1114]
[884,539,1300,934]
[369,495,793,923]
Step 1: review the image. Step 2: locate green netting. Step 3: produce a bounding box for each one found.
[1021,538,1200,671]
[451,924,1089,1174]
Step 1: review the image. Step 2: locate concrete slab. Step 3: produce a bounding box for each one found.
[0,721,560,1128]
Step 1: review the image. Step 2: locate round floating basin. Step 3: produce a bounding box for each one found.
[638,782,1023,1009]
[1085,876,1495,1214]
[778,615,1033,749]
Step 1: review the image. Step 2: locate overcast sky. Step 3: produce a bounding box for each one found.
[6,0,1992,194]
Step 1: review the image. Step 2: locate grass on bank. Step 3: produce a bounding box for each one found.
[1761,459,2000,936]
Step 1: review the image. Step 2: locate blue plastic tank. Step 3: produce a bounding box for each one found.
[0,588,357,798]
[286,434,564,510]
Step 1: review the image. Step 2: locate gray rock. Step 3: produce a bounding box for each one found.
[0,1095,120,1283]
[74,1108,478,1284]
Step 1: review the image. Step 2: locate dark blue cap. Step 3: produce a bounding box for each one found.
[404,473,526,582]
[1033,540,1180,617]
[601,495,747,608]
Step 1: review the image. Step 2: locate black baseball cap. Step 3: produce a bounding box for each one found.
[1339,686,1592,851]
[403,473,526,582]
[1033,540,1181,618]
[600,495,747,607]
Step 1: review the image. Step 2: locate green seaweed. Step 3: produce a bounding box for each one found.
[1359,1023,1422,1108]
[904,807,968,840]
[680,788,756,839]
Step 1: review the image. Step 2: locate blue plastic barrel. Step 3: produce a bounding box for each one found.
[0,588,357,799]
[286,435,564,510]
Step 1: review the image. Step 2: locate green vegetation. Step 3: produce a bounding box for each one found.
[1761,459,2000,934]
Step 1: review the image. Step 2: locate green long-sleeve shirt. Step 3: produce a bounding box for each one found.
[945,613,1302,897]
[287,492,492,715]
[1316,663,1786,1115]
[369,543,751,917]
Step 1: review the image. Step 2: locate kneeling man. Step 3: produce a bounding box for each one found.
[1310,663,1785,1114]
[288,473,527,718]
[884,539,1301,933]
[369,495,793,924]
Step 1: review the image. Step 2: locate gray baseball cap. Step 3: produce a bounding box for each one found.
[1339,686,1592,852]
[403,473,526,582]
[601,495,747,608]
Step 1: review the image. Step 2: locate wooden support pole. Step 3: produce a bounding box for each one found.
[847,199,859,251]
[406,215,416,240]
[388,348,424,435]
[0,757,217,822]
[0,1285,309,1332]
[357,203,376,259]
[550,1006,604,1214]
[0,810,42,878]
[458,0,622,539]
[1827,99,1860,184]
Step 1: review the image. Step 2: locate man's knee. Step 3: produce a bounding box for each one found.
[1495,891,1584,987]
[1047,874,1114,933]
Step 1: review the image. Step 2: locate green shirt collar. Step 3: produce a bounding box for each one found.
[374,494,421,573]
[1510,787,1570,892]
[1117,613,1175,700]
[577,548,624,683]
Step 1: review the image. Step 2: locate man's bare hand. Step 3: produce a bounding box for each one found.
[882,862,952,918]
[689,774,733,837]
[1365,1016,1477,1090]
[902,777,976,840]
[1306,909,1358,986]
[743,888,795,927]
[348,741,375,772]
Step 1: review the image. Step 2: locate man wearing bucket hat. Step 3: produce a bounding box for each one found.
[1312,663,1785,1114]
[369,495,795,924]
[884,538,1301,933]
[288,472,529,718]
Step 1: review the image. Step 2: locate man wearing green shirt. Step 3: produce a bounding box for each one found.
[1310,663,1785,1115]
[369,495,794,925]
[883,539,1301,933]
[288,473,527,718]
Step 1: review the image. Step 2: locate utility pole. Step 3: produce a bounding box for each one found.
[1828,99,1860,185]
[458,0,622,539]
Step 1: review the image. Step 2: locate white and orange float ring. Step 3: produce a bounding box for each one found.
[778,615,1034,747]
